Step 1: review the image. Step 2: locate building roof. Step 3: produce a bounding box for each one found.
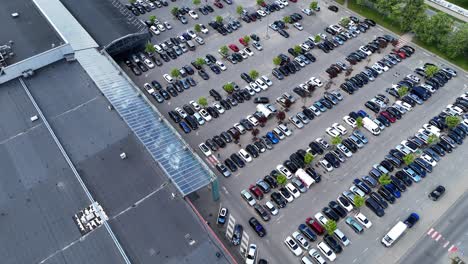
[0,0,62,64]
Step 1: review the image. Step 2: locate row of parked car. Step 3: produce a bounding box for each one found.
[285,91,466,262]
[125,0,169,16]
[240,0,292,24]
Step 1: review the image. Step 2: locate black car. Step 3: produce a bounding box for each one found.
[249,217,266,237]
[246,144,259,158]
[224,158,238,172]
[378,187,395,204]
[264,175,278,189]
[271,192,287,208]
[324,153,340,168]
[205,138,218,151]
[365,101,380,113]
[369,192,388,209]
[308,142,324,155]
[391,175,407,192]
[329,201,347,218]
[198,69,210,80]
[284,160,299,173]
[324,234,342,253]
[209,89,222,101]
[168,110,181,123]
[254,97,269,104]
[395,171,412,186]
[429,185,445,201]
[230,153,245,168]
[323,207,340,221]
[342,139,358,153]
[306,168,321,183]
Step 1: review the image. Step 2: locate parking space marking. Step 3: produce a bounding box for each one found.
[448,245,458,252]
[435,234,443,241]
[240,232,250,257]
[432,231,439,239]
[427,228,434,235]
[363,247,369,253]
[443,241,450,248]
[226,215,235,239]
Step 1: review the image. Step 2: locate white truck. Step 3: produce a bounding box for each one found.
[295,169,315,188]
[256,104,273,118]
[362,117,381,136]
[381,221,407,247]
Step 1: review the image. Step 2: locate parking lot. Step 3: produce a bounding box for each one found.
[117,0,468,263]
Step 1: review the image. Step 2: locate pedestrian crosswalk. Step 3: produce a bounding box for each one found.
[240,231,250,256]
[226,215,235,239]
[426,227,459,252]
[206,155,219,167]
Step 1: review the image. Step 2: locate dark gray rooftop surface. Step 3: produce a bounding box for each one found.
[0,0,62,64]
[0,78,122,264]
[59,0,140,47]
[13,60,229,264]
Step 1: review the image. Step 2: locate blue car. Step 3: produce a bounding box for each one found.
[179,121,191,133]
[357,110,369,118]
[333,36,344,45]
[314,101,327,112]
[384,183,401,198]
[298,224,317,241]
[402,167,421,182]
[404,213,419,228]
[266,132,279,144]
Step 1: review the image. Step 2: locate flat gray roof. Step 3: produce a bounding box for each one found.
[0,59,229,263]
[0,0,62,64]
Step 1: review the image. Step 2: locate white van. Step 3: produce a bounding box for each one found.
[381,221,407,247]
[362,117,381,135]
[256,104,272,118]
[301,256,314,264]
[295,169,315,188]
[333,228,350,246]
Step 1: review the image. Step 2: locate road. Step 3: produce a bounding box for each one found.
[424,0,468,23]
[399,191,468,264]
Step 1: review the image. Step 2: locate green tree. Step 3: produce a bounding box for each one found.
[243,36,251,45]
[273,56,282,66]
[219,45,229,55]
[256,0,265,6]
[444,23,468,59]
[403,154,415,165]
[339,17,350,27]
[129,0,136,3]
[276,173,287,186]
[314,35,321,43]
[293,45,303,54]
[195,57,206,67]
[398,86,409,97]
[149,15,157,24]
[414,12,453,45]
[194,24,201,32]
[379,173,392,185]
[193,0,201,5]
[236,5,244,15]
[145,42,156,54]
[283,16,292,24]
[427,134,439,145]
[331,136,342,146]
[425,65,439,78]
[445,116,461,129]
[223,83,234,93]
[356,117,363,129]
[399,0,426,32]
[170,68,180,78]
[198,97,208,107]
[375,0,403,25]
[304,152,314,165]
[324,220,337,235]
[249,70,259,80]
[353,196,365,211]
[171,7,179,17]
[310,1,318,10]
[215,15,223,23]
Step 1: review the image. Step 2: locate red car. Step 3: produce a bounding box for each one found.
[305,217,325,235]
[380,111,396,123]
[229,44,239,52]
[249,185,264,200]
[392,49,406,59]
[214,0,223,8]
[239,38,248,46]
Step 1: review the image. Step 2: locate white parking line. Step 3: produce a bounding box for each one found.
[427,228,434,235]
[363,247,369,253]
[435,234,443,241]
[443,241,450,248]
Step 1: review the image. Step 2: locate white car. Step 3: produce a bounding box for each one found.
[245,87,256,95]
[216,61,227,71]
[421,153,437,166]
[320,159,333,172]
[234,123,247,134]
[396,144,412,155]
[241,190,256,206]
[265,201,279,215]
[246,115,259,126]
[447,104,463,115]
[359,46,372,56]
[252,41,263,51]
[255,79,269,90]
[194,36,204,45]
[308,105,321,116]
[337,144,352,158]
[163,74,174,83]
[350,185,365,197]
[143,83,155,95]
[279,0,288,6]
[294,57,306,67]
[150,25,160,35]
[337,196,354,212]
[290,116,304,129]
[292,231,310,249]
[188,10,199,19]
[193,112,205,125]
[244,47,254,56]
[249,82,262,93]
[355,212,372,228]
[309,248,327,264]
[198,143,212,156]
[154,44,163,54]
[239,149,253,163]
[326,127,341,137]
[156,23,165,32]
[406,74,420,83]
[213,103,225,114]
[245,244,257,264]
[257,9,267,17]
[395,100,413,111]
[317,242,336,261]
[175,107,187,118]
[239,49,248,59]
[302,8,313,15]
[275,0,285,8]
[187,30,197,39]
[343,116,357,128]
[199,24,208,33]
[278,124,292,136]
[332,123,348,135]
[285,236,303,256]
[199,109,212,121]
[316,138,330,149]
[144,58,155,69]
[294,22,303,30]
[300,43,311,51]
[309,77,323,87]
[422,124,441,136]
[371,64,384,74]
[261,75,273,86]
[189,100,201,111]
[163,21,172,29]
[286,183,301,198]
[276,164,292,179]
[401,140,418,152]
[314,212,328,226]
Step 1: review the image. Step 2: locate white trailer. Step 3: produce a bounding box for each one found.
[381,221,407,247]
[295,169,315,188]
